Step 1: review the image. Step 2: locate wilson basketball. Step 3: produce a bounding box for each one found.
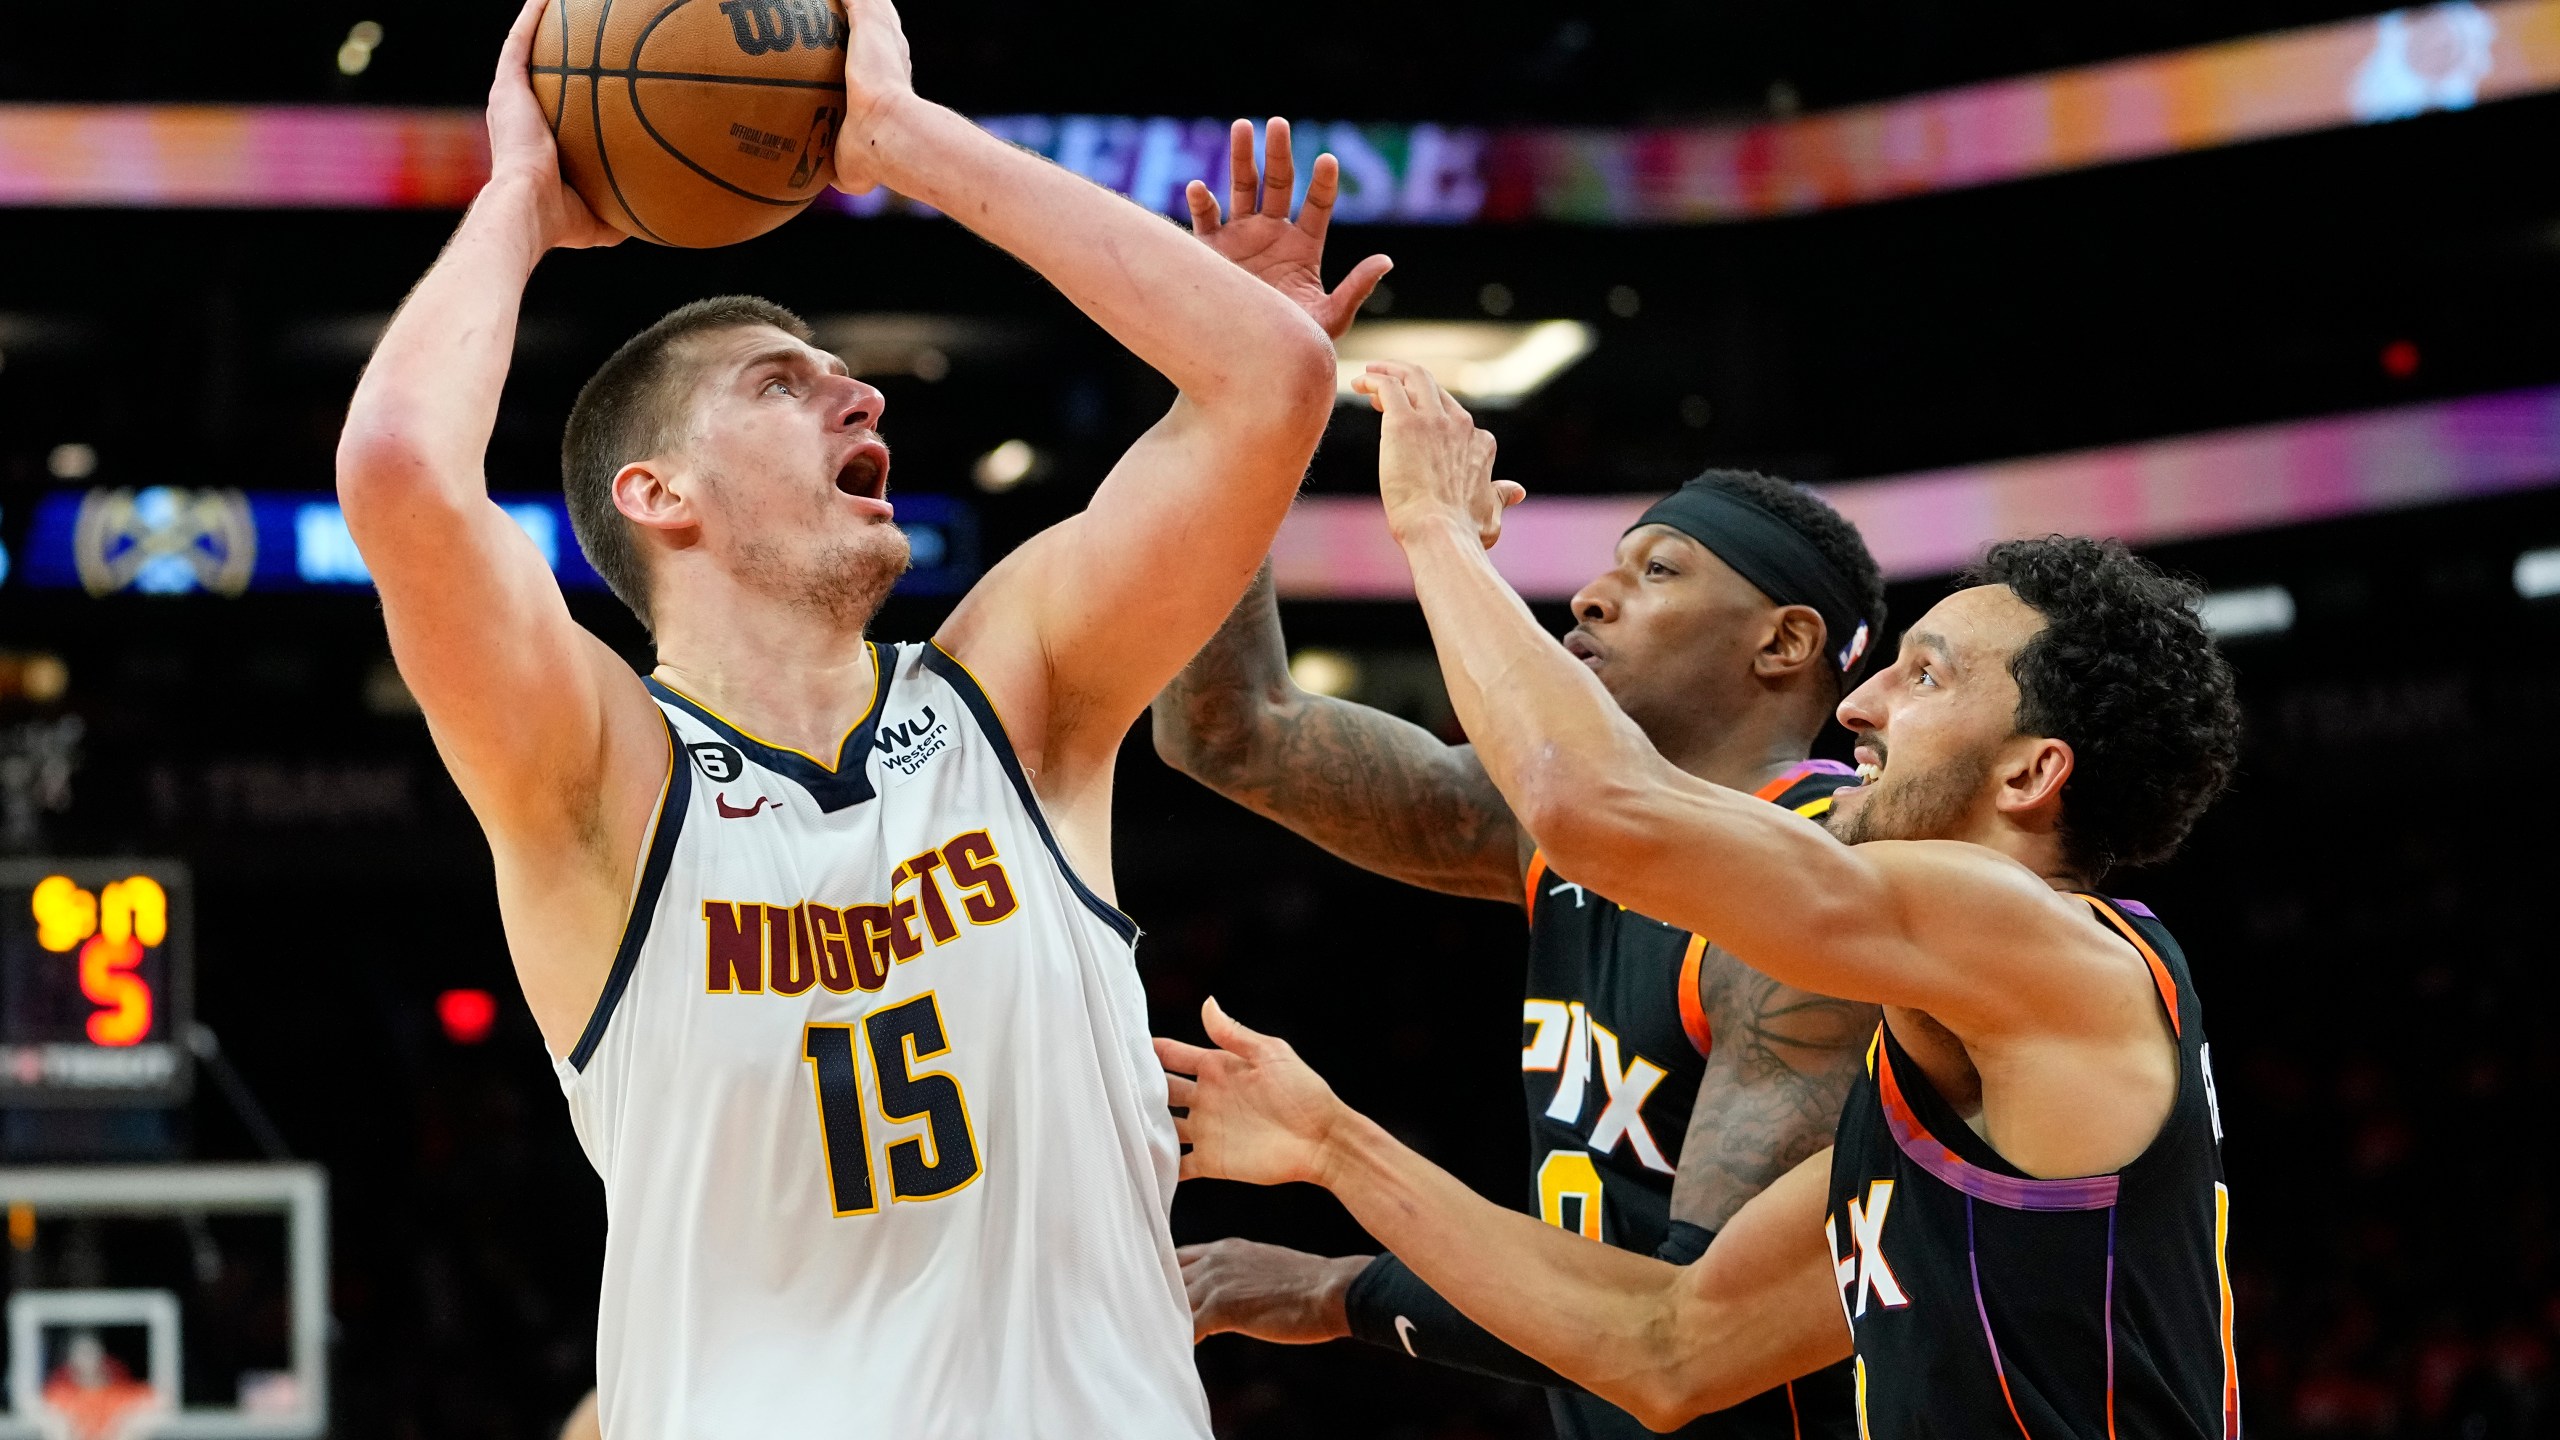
[531,0,849,249]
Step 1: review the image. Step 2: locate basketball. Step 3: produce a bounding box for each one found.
[530,0,849,249]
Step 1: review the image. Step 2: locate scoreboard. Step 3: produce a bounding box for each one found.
[0,860,192,1106]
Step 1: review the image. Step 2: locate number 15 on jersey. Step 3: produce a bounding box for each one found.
[802,992,985,1216]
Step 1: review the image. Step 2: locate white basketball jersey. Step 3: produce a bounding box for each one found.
[552,641,1211,1440]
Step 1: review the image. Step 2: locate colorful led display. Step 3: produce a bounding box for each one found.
[1269,384,2560,598]
[1,3,2549,221]
[11,490,979,598]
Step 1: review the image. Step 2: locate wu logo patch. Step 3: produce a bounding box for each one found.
[689,741,747,783]
[875,707,951,783]
[1828,1180,1910,1321]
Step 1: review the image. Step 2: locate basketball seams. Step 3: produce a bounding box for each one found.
[587,0,668,244]
[625,0,821,209]
[531,65,843,90]
[540,0,844,245]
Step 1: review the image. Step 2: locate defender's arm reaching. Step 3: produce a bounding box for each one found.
[1354,361,2121,1042]
[1152,564,1528,903]
[1161,1002,1851,1430]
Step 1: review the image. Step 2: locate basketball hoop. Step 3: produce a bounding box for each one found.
[33,1342,166,1440]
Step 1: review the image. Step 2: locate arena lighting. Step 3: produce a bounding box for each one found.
[1335,320,1595,409]
[45,443,95,481]
[973,441,1039,493]
[15,2,2558,218]
[2512,547,2560,597]
[1270,383,2560,596]
[2193,586,2297,639]
[1287,649,1361,699]
[437,989,498,1046]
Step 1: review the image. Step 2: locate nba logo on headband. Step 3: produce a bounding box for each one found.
[1837,620,1871,673]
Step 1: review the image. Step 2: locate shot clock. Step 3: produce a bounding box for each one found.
[0,860,191,1105]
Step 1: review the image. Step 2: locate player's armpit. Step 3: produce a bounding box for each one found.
[1671,948,1878,1232]
[1150,566,1527,904]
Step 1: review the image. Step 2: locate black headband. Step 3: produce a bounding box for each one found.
[1630,481,1874,676]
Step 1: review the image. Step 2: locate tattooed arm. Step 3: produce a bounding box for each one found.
[1671,946,1879,1231]
[1151,562,1530,904]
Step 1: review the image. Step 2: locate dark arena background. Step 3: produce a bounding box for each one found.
[2,1,2558,1435]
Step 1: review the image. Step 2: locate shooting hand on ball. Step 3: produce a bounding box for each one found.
[1187,119,1392,340]
[832,0,919,194]
[484,0,622,250]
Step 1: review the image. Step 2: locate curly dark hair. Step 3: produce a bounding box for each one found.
[1693,468,1888,691]
[1963,536,2241,879]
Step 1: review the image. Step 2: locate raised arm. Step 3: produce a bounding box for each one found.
[1152,565,1527,903]
[334,0,668,1048]
[829,16,1335,806]
[1354,361,2108,1035]
[1161,1003,1851,1429]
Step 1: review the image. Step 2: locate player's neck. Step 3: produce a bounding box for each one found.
[1649,702,1818,795]
[650,586,882,758]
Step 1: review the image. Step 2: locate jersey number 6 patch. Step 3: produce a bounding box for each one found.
[802,993,984,1216]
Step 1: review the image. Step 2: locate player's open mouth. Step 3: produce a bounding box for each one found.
[1852,744,1884,787]
[1563,630,1603,668]
[836,442,891,504]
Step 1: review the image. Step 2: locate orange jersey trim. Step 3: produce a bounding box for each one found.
[1676,935,1714,1058]
[1523,851,1549,917]
[2075,895,2182,1037]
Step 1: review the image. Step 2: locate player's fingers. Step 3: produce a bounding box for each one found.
[1155,1035,1212,1076]
[1300,153,1340,235]
[500,0,546,67]
[1370,360,1437,416]
[1184,179,1222,237]
[1164,1071,1198,1109]
[1330,254,1393,321]
[1259,118,1296,218]
[1201,996,1276,1057]
[1178,1151,1204,1182]
[1363,365,1417,422]
[1495,480,1528,508]
[1226,120,1259,225]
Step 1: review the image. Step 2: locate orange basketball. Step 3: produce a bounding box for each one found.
[531,0,849,249]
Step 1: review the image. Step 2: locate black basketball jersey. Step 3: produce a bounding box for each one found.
[1826,895,2239,1440]
[1522,760,1859,1440]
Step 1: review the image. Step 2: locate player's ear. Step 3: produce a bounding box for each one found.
[613,460,692,533]
[1758,605,1826,679]
[1995,735,2074,823]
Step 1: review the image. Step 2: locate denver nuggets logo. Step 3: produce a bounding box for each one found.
[72,487,255,598]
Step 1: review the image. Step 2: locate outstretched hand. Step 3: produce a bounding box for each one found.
[1187,120,1392,340]
[484,0,622,250]
[1156,999,1346,1189]
[1354,360,1526,549]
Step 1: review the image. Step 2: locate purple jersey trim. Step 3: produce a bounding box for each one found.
[1877,1043,2124,1212]
[2111,897,2157,919]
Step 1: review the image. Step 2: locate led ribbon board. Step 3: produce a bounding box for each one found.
[1269,383,2560,596]
[11,491,978,598]
[0,861,192,1107]
[1,3,2553,220]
